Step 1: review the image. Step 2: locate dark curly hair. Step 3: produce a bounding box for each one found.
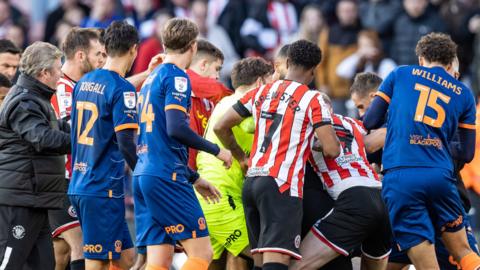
[415,33,457,66]
[103,21,139,57]
[231,57,273,89]
[162,18,199,53]
[287,39,322,70]
[350,72,382,97]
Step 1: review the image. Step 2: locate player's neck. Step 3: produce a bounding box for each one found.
[61,61,84,82]
[103,57,130,77]
[422,62,448,71]
[235,85,255,95]
[164,54,190,70]
[285,70,309,86]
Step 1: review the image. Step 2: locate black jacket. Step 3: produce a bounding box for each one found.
[0,73,70,209]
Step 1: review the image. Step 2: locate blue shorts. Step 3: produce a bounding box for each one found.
[382,167,466,251]
[133,175,209,247]
[69,195,134,260]
[389,217,478,269]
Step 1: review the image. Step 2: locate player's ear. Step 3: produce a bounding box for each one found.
[75,50,85,61]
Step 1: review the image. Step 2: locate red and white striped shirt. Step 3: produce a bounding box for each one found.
[234,80,333,198]
[310,114,380,200]
[51,74,76,179]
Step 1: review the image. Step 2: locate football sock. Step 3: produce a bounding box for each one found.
[70,259,85,270]
[181,256,209,270]
[262,262,288,270]
[145,264,168,270]
[460,252,480,270]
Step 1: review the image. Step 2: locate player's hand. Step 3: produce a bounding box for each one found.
[240,157,249,175]
[216,148,233,169]
[194,178,222,204]
[147,53,165,73]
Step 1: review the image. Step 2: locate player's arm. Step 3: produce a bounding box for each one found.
[126,54,164,88]
[364,128,386,153]
[115,129,137,170]
[452,93,477,163]
[311,94,341,158]
[363,69,395,130]
[214,106,249,171]
[9,100,70,154]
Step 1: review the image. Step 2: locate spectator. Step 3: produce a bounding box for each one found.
[53,20,76,48]
[390,0,447,65]
[43,0,90,43]
[0,41,70,270]
[167,0,191,18]
[64,7,86,26]
[208,0,247,56]
[126,0,157,39]
[316,0,361,115]
[290,4,325,43]
[468,10,480,96]
[0,73,10,104]
[358,0,401,51]
[81,0,124,28]
[132,10,171,74]
[241,0,298,58]
[0,39,20,82]
[337,30,396,80]
[191,0,238,83]
[5,24,25,49]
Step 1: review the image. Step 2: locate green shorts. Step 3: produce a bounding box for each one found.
[202,196,249,260]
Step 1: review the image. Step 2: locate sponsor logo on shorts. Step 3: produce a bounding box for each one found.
[84,244,103,253]
[115,240,122,253]
[165,224,185,234]
[68,206,77,218]
[12,225,25,239]
[224,229,242,248]
[442,215,463,232]
[198,218,206,231]
[294,235,301,249]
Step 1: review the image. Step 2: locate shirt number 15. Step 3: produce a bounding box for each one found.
[414,83,451,128]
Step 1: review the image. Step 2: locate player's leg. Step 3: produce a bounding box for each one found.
[427,170,480,270]
[62,226,85,269]
[290,230,339,270]
[381,168,438,270]
[225,247,252,270]
[53,238,71,270]
[130,247,146,270]
[111,221,135,269]
[208,249,227,270]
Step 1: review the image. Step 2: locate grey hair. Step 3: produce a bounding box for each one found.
[19,42,63,77]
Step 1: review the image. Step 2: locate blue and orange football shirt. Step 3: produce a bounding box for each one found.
[69,69,138,198]
[377,65,476,172]
[133,63,192,183]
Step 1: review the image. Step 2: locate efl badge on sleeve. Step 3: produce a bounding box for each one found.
[174,77,188,93]
[123,92,136,109]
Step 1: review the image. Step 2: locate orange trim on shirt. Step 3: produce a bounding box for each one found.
[459,123,476,130]
[108,190,113,198]
[172,172,177,181]
[165,104,187,113]
[114,123,138,132]
[375,92,391,103]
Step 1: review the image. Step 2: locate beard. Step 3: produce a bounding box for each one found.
[81,58,95,74]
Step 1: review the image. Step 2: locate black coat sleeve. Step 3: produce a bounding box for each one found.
[8,99,71,154]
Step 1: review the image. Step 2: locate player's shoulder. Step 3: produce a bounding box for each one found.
[57,75,75,90]
[159,63,188,79]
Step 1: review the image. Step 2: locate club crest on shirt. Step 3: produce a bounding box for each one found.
[174,77,188,93]
[123,92,136,109]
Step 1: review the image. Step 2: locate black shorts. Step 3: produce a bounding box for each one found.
[243,176,303,259]
[303,162,353,270]
[312,186,392,259]
[48,192,80,238]
[0,205,55,270]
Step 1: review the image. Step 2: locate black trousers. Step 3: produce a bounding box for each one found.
[0,205,54,270]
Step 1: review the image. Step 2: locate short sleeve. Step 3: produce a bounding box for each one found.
[459,89,477,130]
[113,83,139,132]
[164,75,190,113]
[377,69,395,103]
[309,93,333,128]
[233,88,257,117]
